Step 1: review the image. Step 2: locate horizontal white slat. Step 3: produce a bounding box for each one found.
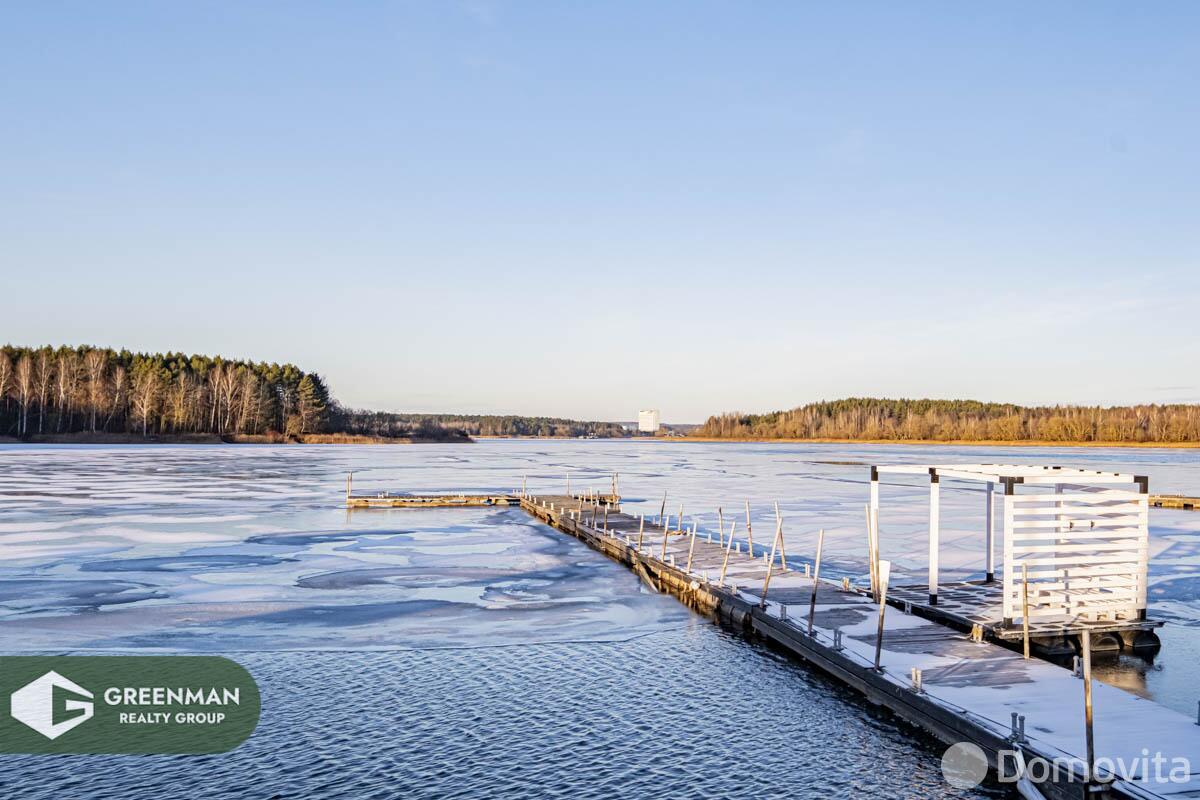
[1018,564,1142,579]
[1021,475,1141,485]
[1014,553,1145,568]
[1010,517,1142,530]
[1011,542,1144,555]
[1011,504,1142,517]
[1013,577,1140,593]
[1008,587,1140,603]
[1011,530,1143,542]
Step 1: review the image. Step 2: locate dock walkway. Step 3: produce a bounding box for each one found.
[354,488,1200,799]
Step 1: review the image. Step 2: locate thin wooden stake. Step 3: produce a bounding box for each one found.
[717,507,724,547]
[661,520,670,559]
[746,501,754,553]
[718,520,736,586]
[521,474,527,498]
[685,522,698,572]
[808,528,825,636]
[865,504,878,601]
[874,560,892,670]
[773,501,787,569]
[1082,632,1095,779]
[1021,562,1031,659]
[759,516,783,607]
[677,504,684,533]
[636,514,645,550]
[658,491,667,526]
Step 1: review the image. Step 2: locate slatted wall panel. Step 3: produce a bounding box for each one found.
[1002,485,1148,623]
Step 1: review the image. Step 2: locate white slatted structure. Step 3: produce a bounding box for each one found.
[1003,485,1149,623]
[870,463,1150,627]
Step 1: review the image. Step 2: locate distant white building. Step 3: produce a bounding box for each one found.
[638,409,660,433]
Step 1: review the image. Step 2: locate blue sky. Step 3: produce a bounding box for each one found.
[3,2,1198,421]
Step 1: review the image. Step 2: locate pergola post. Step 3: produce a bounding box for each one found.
[870,466,880,517]
[928,470,940,605]
[1002,478,1016,626]
[985,481,995,583]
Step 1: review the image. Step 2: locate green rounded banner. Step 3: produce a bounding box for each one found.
[0,656,260,754]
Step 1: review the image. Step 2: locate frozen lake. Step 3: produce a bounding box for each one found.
[0,440,1197,796]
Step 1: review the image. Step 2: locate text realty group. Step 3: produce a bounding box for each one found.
[106,685,240,726]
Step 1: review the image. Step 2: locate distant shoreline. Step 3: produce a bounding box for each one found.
[6,433,1199,449]
[676,436,1200,448]
[0,432,467,446]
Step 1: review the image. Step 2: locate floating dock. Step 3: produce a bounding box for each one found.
[1150,495,1200,511]
[348,477,1200,799]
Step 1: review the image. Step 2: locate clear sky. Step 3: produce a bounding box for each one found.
[3,3,1198,422]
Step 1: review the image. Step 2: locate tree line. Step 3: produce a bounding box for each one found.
[694,397,1200,443]
[332,411,628,439]
[0,344,629,441]
[0,345,331,439]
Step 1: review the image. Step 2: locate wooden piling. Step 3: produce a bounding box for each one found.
[759,516,783,608]
[746,501,754,553]
[773,501,787,569]
[636,514,645,550]
[1021,563,1031,659]
[685,522,698,573]
[718,520,736,587]
[808,528,824,636]
[1082,631,1096,779]
[874,560,892,670]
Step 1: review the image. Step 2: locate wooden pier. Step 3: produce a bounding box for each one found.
[348,479,1200,799]
[1150,495,1200,511]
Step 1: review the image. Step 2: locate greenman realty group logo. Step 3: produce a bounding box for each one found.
[1,656,260,754]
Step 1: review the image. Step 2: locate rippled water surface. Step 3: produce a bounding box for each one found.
[1,440,1198,797]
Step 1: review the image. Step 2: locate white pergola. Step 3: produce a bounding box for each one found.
[869,464,1150,625]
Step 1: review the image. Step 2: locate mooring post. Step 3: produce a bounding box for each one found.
[864,504,878,602]
[1021,563,1031,659]
[911,668,923,694]
[603,505,609,532]
[759,516,783,608]
[685,522,698,573]
[658,491,667,526]
[677,504,684,533]
[718,520,736,586]
[874,560,892,671]
[808,528,825,635]
[661,521,670,560]
[566,472,570,496]
[1082,632,1096,780]
[774,501,787,569]
[521,474,527,499]
[717,507,724,547]
[346,472,353,503]
[746,501,754,553]
[637,514,645,551]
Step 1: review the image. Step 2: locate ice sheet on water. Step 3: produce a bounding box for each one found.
[0,441,1198,661]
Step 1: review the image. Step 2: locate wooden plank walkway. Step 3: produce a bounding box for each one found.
[352,488,1200,798]
[1150,495,1200,511]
